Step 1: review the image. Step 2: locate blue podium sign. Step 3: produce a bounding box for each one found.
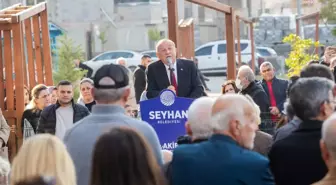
[140,90,194,150]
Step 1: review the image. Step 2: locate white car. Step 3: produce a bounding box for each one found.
[83,50,143,77]
[141,50,158,62]
[195,40,258,75]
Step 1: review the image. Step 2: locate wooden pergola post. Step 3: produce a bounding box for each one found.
[0,2,53,160]
[178,18,195,60]
[296,11,320,55]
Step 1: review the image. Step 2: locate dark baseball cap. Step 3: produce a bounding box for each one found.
[93,64,129,89]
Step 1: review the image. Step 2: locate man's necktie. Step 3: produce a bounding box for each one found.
[169,67,178,95]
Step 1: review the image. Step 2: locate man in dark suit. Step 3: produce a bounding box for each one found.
[133,55,152,103]
[171,94,274,185]
[146,39,204,99]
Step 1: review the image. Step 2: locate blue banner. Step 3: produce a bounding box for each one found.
[140,89,194,150]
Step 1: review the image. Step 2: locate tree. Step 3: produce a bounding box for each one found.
[53,35,87,100]
[283,34,320,77]
[320,0,336,35]
[148,27,163,42]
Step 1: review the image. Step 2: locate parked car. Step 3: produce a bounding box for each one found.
[83,50,142,77]
[194,40,258,75]
[141,50,158,61]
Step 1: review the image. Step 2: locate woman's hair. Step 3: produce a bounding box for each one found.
[80,78,94,86]
[15,176,56,185]
[90,127,165,185]
[10,134,76,185]
[221,80,239,94]
[26,84,48,111]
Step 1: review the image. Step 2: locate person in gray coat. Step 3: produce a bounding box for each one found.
[64,64,163,185]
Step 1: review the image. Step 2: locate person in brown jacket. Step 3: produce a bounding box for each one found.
[313,113,336,185]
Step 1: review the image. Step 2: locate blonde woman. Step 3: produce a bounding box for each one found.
[10,134,76,185]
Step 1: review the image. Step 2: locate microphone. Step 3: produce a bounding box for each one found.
[166,57,174,70]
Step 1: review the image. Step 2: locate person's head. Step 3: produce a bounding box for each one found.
[56,80,73,106]
[79,78,94,102]
[289,77,335,121]
[324,46,336,64]
[287,76,300,97]
[260,62,275,81]
[320,113,336,169]
[156,39,177,65]
[300,64,334,81]
[236,65,255,90]
[90,127,164,185]
[124,104,134,117]
[48,87,57,105]
[24,85,30,105]
[92,64,130,106]
[185,97,215,140]
[141,55,152,68]
[116,57,127,66]
[308,60,329,67]
[27,84,49,111]
[10,134,76,185]
[222,80,239,94]
[211,94,259,150]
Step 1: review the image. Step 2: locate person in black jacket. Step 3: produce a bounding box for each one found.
[237,65,272,134]
[133,55,152,103]
[36,80,89,139]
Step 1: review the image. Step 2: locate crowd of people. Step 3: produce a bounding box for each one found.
[0,40,336,185]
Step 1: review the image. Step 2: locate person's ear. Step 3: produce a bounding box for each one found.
[229,120,240,137]
[185,122,192,136]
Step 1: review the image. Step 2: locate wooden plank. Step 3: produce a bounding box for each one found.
[32,15,43,84]
[250,22,255,72]
[0,31,4,110]
[13,2,46,23]
[3,30,14,110]
[0,24,12,31]
[24,18,36,88]
[40,9,53,85]
[0,14,12,18]
[296,11,319,20]
[0,19,12,24]
[2,110,16,118]
[12,23,25,145]
[167,0,179,48]
[237,15,252,24]
[7,118,16,162]
[225,10,236,80]
[14,6,32,10]
[0,3,21,14]
[236,16,242,67]
[186,0,231,13]
[5,10,21,14]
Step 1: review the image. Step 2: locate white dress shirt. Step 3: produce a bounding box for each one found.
[164,61,178,85]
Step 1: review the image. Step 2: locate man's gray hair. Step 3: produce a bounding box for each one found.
[260,61,274,71]
[116,57,127,64]
[155,39,175,52]
[187,97,215,139]
[238,65,255,82]
[93,77,129,102]
[322,113,336,158]
[211,95,250,131]
[289,77,334,120]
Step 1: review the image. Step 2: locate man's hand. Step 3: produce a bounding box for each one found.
[269,107,280,115]
[167,85,176,94]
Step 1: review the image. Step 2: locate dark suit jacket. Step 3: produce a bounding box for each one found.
[133,65,146,103]
[261,77,288,112]
[269,119,327,185]
[172,134,275,185]
[146,59,204,99]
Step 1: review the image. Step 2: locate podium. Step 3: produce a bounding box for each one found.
[140,90,194,150]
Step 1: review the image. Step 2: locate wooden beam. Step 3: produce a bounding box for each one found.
[12,2,46,22]
[167,0,178,47]
[0,3,21,14]
[296,11,319,20]
[186,0,231,13]
[40,9,53,85]
[236,16,242,67]
[236,15,252,24]
[225,9,236,80]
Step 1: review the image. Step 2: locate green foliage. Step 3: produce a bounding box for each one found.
[53,35,87,101]
[148,27,162,41]
[98,25,109,51]
[320,0,336,36]
[283,34,320,77]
